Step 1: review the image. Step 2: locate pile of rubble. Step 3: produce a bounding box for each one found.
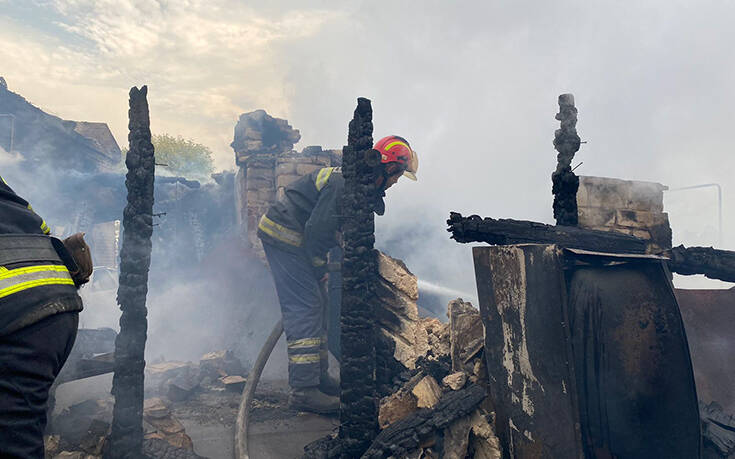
[45,350,248,458]
[305,253,501,458]
[369,296,500,459]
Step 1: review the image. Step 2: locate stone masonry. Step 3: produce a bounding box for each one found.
[231,110,341,258]
[576,176,672,253]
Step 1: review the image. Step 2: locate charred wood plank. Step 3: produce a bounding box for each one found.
[447,212,648,254]
[552,93,581,226]
[667,245,735,283]
[108,86,155,458]
[361,384,486,459]
[339,97,379,457]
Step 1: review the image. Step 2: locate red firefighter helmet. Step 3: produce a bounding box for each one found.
[373,135,419,181]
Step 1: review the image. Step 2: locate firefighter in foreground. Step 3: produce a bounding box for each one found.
[257,135,418,413]
[0,176,92,457]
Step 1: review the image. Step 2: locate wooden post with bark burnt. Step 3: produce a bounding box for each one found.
[552,93,581,226]
[108,86,155,458]
[339,97,379,457]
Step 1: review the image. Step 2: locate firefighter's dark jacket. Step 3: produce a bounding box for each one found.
[258,167,353,269]
[0,177,82,335]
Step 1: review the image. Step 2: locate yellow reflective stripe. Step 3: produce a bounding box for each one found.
[258,215,303,246]
[315,167,335,191]
[385,141,410,151]
[0,264,74,299]
[288,337,321,349]
[312,257,326,267]
[0,265,69,279]
[0,176,6,185]
[0,278,75,299]
[289,354,321,364]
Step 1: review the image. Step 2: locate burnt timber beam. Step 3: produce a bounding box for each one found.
[666,245,735,284]
[447,212,648,254]
[361,384,486,459]
[448,213,735,283]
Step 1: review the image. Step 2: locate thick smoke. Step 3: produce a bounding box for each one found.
[0,151,285,378]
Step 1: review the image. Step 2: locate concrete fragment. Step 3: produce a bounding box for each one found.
[45,435,61,456]
[468,409,502,459]
[448,299,483,372]
[199,350,245,378]
[443,371,467,390]
[143,398,170,419]
[442,415,472,459]
[412,375,442,409]
[221,375,247,392]
[378,389,418,429]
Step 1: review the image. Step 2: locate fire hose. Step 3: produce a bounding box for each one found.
[234,319,284,459]
[235,278,331,458]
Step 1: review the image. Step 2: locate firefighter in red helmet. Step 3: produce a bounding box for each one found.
[258,135,418,413]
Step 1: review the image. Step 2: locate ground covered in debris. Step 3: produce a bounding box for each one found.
[47,349,337,459]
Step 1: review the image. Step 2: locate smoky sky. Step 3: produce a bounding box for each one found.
[2,0,735,291]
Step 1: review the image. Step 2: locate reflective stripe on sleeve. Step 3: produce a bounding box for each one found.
[0,264,74,299]
[258,215,303,247]
[315,167,335,191]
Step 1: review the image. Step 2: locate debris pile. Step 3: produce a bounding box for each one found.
[701,401,735,459]
[47,348,252,458]
[304,294,501,459]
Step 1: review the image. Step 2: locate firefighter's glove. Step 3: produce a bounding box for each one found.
[63,233,93,288]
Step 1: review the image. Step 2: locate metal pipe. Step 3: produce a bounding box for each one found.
[666,183,723,246]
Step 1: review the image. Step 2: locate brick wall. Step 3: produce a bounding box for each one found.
[231,110,343,259]
[577,176,672,253]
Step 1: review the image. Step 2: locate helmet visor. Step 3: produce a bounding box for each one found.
[402,149,418,181]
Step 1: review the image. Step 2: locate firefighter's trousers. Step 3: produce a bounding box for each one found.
[0,310,78,458]
[263,242,328,388]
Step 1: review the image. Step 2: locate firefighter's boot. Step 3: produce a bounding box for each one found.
[319,374,340,396]
[289,387,339,414]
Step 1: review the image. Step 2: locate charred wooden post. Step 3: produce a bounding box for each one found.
[339,97,379,456]
[552,93,581,226]
[447,212,648,254]
[108,86,155,458]
[667,245,735,283]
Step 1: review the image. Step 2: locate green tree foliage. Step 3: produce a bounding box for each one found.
[123,134,214,180]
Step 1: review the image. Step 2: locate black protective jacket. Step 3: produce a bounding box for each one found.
[258,167,344,268]
[0,176,82,335]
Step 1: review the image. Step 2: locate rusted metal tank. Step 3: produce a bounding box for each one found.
[474,244,700,459]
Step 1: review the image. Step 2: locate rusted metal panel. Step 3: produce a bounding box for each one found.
[567,260,700,458]
[676,288,735,413]
[474,244,701,459]
[474,244,583,459]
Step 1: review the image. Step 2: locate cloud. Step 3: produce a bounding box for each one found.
[0,1,344,169]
